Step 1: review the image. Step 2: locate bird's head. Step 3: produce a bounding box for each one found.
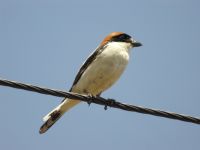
[100,32,142,48]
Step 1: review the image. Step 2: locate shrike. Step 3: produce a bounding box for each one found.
[39,32,142,134]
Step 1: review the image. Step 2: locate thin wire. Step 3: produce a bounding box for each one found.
[0,78,200,125]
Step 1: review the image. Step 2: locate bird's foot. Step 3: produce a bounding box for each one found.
[87,93,95,106]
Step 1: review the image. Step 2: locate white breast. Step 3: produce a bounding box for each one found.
[72,42,132,95]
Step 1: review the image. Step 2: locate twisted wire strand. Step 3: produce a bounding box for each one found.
[0,78,199,125]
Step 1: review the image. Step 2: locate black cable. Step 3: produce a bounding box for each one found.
[0,78,199,125]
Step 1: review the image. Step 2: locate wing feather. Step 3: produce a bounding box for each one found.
[69,45,106,91]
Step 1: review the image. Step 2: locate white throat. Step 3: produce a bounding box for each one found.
[107,42,133,53]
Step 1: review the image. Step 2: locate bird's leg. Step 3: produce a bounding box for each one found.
[87,93,95,106]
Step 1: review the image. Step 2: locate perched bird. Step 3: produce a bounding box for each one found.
[39,32,142,134]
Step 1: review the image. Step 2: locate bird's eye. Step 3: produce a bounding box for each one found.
[119,34,130,40]
[112,34,131,42]
[119,34,126,39]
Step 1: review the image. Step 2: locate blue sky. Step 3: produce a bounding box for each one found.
[0,0,200,149]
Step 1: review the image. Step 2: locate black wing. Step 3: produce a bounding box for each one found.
[69,45,106,92]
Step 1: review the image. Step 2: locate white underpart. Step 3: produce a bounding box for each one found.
[43,42,132,121]
[73,42,132,94]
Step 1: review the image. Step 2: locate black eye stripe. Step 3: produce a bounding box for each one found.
[119,34,130,39]
[112,34,131,42]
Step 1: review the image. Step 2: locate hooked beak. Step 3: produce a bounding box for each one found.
[129,38,142,47]
[132,41,142,47]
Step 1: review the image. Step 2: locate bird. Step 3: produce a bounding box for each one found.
[39,32,142,134]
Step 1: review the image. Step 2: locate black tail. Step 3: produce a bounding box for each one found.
[39,110,62,134]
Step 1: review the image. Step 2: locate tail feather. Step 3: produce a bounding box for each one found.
[39,99,81,134]
[42,106,59,122]
[39,110,62,134]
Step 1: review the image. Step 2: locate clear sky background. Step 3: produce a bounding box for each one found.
[0,0,200,150]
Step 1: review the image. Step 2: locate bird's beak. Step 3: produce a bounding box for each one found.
[132,41,142,47]
[130,38,142,47]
